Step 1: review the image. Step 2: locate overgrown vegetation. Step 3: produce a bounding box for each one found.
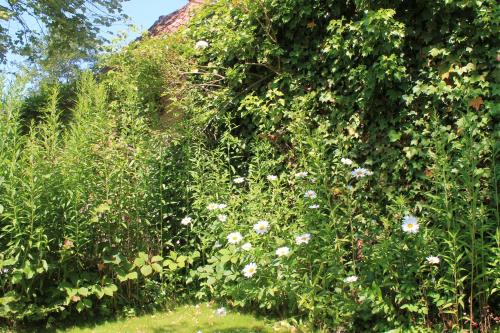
[1,0,499,332]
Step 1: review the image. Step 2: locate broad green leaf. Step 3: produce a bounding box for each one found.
[151,263,162,273]
[133,257,145,267]
[103,284,117,297]
[76,301,85,313]
[151,255,163,263]
[140,265,153,276]
[169,251,178,260]
[138,252,149,260]
[78,287,89,297]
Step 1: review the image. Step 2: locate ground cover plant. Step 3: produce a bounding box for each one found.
[1,0,499,332]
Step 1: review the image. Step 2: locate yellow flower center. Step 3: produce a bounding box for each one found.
[407,223,414,229]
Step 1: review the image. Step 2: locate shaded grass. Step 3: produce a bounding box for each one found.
[9,304,290,333]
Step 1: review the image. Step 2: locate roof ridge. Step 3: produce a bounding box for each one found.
[148,1,206,37]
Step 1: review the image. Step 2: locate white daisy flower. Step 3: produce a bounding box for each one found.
[253,220,270,235]
[426,256,440,265]
[344,275,358,283]
[242,262,257,278]
[276,246,290,257]
[227,232,243,244]
[195,40,209,50]
[207,203,219,211]
[295,233,311,245]
[241,242,252,251]
[295,171,308,179]
[207,203,226,210]
[215,307,226,316]
[267,175,278,181]
[341,158,353,165]
[402,215,419,234]
[309,204,320,209]
[233,177,245,184]
[217,214,227,222]
[304,190,317,199]
[181,216,192,225]
[351,167,373,179]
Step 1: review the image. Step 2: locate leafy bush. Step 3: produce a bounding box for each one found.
[0,72,171,322]
[173,0,499,331]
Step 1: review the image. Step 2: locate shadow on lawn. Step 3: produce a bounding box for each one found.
[151,328,268,333]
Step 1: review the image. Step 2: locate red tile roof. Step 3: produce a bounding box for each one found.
[148,0,205,36]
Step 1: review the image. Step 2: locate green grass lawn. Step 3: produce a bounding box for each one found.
[11,304,293,333]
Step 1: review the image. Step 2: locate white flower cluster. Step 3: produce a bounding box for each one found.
[181,216,192,226]
[304,190,317,199]
[341,157,353,165]
[241,242,252,251]
[295,233,311,245]
[233,177,245,184]
[351,167,373,179]
[276,246,290,257]
[195,40,209,50]
[267,175,278,181]
[215,307,227,316]
[295,171,308,179]
[344,275,358,283]
[230,219,312,279]
[426,256,440,264]
[207,203,227,211]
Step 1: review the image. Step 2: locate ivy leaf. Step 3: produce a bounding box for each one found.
[103,284,117,297]
[93,286,105,299]
[76,301,85,313]
[116,269,128,282]
[469,97,483,111]
[78,287,89,297]
[388,130,401,142]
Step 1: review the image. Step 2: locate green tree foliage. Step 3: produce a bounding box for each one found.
[0,0,127,64]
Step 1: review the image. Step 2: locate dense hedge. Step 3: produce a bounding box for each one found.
[1,0,498,331]
[179,0,499,331]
